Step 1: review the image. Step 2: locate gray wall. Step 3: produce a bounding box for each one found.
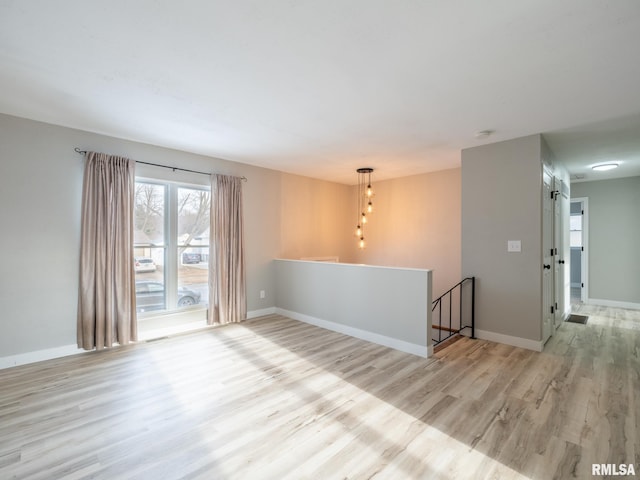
[275,259,431,355]
[461,135,543,342]
[571,176,640,304]
[0,113,283,357]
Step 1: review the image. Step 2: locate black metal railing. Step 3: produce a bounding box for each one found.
[432,276,475,346]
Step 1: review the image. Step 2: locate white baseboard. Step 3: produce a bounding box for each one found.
[3,305,431,369]
[473,329,544,352]
[246,307,277,319]
[0,344,84,370]
[275,308,430,358]
[587,298,640,310]
[1,307,279,371]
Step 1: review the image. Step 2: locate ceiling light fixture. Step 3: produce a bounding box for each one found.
[592,163,619,171]
[355,168,374,249]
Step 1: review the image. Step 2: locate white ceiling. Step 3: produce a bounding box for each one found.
[1,1,640,184]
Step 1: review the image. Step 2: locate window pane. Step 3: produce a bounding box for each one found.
[569,215,582,232]
[135,279,166,313]
[570,231,582,248]
[176,187,209,310]
[178,246,208,309]
[135,183,165,245]
[134,247,165,313]
[177,187,210,246]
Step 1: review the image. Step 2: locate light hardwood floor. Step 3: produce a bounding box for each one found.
[1,305,639,479]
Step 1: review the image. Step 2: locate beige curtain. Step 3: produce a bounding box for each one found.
[77,152,137,350]
[208,174,246,325]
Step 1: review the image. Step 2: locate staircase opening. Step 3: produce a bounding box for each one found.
[432,277,475,350]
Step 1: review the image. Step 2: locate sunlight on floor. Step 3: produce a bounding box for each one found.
[145,320,533,479]
[137,308,208,340]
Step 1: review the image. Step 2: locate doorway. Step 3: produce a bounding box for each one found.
[570,198,588,304]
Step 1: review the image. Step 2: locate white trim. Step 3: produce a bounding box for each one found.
[581,197,589,303]
[570,197,589,303]
[472,329,544,352]
[587,298,640,310]
[299,256,339,262]
[246,307,277,319]
[275,258,431,273]
[275,307,430,358]
[0,344,84,370]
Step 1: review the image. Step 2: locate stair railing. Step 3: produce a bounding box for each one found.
[432,276,475,346]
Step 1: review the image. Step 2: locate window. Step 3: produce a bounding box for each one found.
[570,213,582,247]
[134,180,210,315]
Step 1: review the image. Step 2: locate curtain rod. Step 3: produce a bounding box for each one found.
[74,148,247,181]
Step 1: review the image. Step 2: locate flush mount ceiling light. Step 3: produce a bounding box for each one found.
[354,168,374,249]
[592,163,619,171]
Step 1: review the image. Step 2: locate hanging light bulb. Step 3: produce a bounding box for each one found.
[355,167,374,248]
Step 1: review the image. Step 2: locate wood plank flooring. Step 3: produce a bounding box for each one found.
[1,304,639,479]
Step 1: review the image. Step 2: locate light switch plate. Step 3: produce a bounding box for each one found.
[507,240,521,252]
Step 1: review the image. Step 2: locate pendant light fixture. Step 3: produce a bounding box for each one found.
[355,168,374,248]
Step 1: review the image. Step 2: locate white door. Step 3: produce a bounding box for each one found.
[542,171,554,343]
[553,177,569,327]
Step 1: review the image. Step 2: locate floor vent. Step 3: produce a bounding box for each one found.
[145,336,170,342]
[567,314,588,325]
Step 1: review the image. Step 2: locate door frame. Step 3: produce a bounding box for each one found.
[542,169,555,343]
[570,197,589,303]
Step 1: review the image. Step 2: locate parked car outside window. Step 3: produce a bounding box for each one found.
[182,253,202,264]
[135,281,201,313]
[135,257,156,273]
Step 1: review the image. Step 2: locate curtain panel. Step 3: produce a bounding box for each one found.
[208,174,247,325]
[77,152,137,350]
